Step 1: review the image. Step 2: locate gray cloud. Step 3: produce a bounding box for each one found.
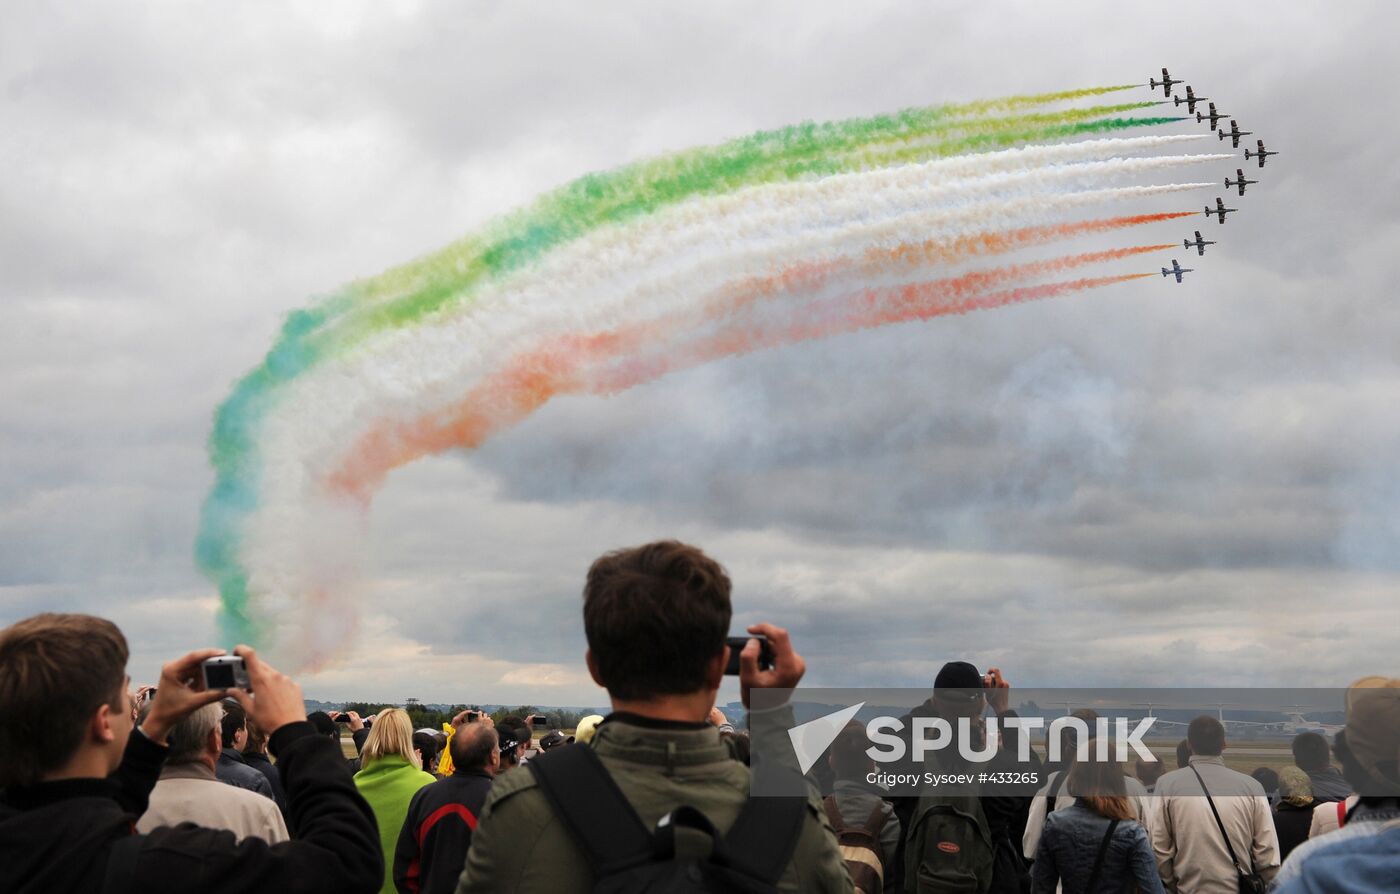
[3,1,1398,702]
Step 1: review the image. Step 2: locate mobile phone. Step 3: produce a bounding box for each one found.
[464,711,479,723]
[723,634,775,675]
[201,656,251,692]
[531,716,548,729]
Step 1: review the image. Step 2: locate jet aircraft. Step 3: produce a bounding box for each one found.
[1192,102,1226,130]
[1225,168,1258,196]
[1244,139,1278,168]
[1173,86,1208,114]
[1220,118,1254,148]
[1184,230,1216,256]
[1150,67,1182,97]
[1205,197,1237,223]
[1162,259,1193,283]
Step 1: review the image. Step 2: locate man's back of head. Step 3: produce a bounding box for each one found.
[1187,715,1226,757]
[165,703,222,767]
[0,613,130,787]
[220,698,247,751]
[828,721,873,782]
[1291,731,1331,773]
[450,723,499,774]
[583,540,731,703]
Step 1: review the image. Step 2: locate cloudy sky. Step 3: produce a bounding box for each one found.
[3,2,1397,707]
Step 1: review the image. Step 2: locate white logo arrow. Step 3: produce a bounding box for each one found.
[788,702,866,775]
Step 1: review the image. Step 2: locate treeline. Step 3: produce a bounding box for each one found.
[340,703,593,732]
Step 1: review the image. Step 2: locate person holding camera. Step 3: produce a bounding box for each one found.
[455,540,850,893]
[0,612,383,894]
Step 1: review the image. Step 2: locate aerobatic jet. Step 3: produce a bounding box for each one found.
[1225,168,1258,196]
[1150,68,1183,97]
[1162,259,1194,283]
[1173,86,1208,114]
[1196,102,1229,129]
[1217,119,1254,149]
[1184,230,1216,256]
[1205,197,1237,223]
[1244,139,1279,168]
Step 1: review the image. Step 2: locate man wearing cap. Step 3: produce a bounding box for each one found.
[394,721,500,894]
[537,730,573,752]
[894,661,1038,894]
[1273,677,1400,893]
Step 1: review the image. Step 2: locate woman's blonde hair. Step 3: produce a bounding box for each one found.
[1066,755,1135,822]
[360,708,420,769]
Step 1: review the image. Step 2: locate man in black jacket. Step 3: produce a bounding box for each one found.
[0,612,383,894]
[394,720,500,894]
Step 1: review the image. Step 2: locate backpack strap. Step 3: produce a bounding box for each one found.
[1083,818,1119,893]
[1188,764,1254,876]
[1338,800,1347,828]
[527,744,655,874]
[822,796,846,832]
[101,833,142,894]
[721,775,807,884]
[863,802,887,838]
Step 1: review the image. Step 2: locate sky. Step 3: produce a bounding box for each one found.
[3,1,1398,708]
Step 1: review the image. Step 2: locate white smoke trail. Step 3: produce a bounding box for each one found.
[243,141,1226,662]
[312,136,1212,339]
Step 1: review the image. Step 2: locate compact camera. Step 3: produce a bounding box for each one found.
[201,656,252,692]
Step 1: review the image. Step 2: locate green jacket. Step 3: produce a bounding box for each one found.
[456,707,852,893]
[354,754,436,894]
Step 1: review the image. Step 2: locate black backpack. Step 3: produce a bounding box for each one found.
[528,743,807,893]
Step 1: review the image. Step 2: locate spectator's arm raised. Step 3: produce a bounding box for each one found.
[739,622,805,708]
[138,648,230,745]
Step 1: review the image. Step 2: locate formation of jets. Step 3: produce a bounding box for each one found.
[1145,69,1279,284]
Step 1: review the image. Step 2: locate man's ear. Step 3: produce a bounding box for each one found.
[585,650,606,688]
[208,725,222,756]
[91,703,116,745]
[703,648,727,692]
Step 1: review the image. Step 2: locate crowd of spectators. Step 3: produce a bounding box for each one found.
[0,539,1395,893]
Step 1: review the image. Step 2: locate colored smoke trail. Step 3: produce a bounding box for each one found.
[326,245,1171,498]
[197,83,1234,659]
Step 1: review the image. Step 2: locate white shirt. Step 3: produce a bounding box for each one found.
[137,761,289,843]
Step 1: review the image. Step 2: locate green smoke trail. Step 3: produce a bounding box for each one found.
[197,84,1162,646]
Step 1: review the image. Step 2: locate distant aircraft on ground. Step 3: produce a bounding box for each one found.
[1174,86,1208,114]
[1229,707,1344,739]
[1244,139,1279,168]
[1196,102,1229,129]
[1162,259,1193,282]
[1218,119,1254,149]
[1184,230,1216,255]
[1205,197,1237,223]
[1225,168,1258,196]
[1150,67,1183,97]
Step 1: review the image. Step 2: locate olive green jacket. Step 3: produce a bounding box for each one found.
[455,706,852,893]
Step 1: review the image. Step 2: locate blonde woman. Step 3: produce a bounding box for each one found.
[353,708,436,894]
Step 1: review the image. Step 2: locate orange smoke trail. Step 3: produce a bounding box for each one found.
[713,211,1194,321]
[326,247,1165,499]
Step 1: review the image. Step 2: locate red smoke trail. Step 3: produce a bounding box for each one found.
[326,245,1165,499]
